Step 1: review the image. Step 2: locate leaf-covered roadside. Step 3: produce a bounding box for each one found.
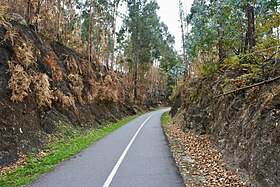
[162,112,247,187]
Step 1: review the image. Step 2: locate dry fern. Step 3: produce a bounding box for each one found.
[44,52,62,81]
[97,74,125,103]
[5,20,37,103]
[87,78,99,103]
[0,16,18,46]
[4,27,18,46]
[33,73,54,108]
[7,61,31,102]
[0,8,7,18]
[13,38,37,67]
[68,73,84,104]
[1,18,36,66]
[64,55,79,74]
[53,89,77,112]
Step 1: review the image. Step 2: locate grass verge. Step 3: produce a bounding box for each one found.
[161,112,171,130]
[0,113,142,187]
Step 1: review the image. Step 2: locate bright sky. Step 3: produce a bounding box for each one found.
[156,0,193,52]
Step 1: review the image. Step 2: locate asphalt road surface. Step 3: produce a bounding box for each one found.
[30,109,184,187]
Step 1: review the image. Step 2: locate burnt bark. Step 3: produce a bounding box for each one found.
[245,1,256,52]
[218,19,226,63]
[57,0,61,42]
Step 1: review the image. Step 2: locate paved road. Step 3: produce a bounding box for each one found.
[30,109,184,187]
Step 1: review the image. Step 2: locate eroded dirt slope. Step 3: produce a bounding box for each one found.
[0,20,135,166]
[171,72,280,186]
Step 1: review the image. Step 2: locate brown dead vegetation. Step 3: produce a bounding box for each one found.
[1,19,17,46]
[53,90,76,112]
[98,73,125,103]
[166,115,246,187]
[1,14,37,67]
[43,52,62,81]
[64,55,79,74]
[3,17,40,103]
[87,78,99,104]
[68,73,84,104]
[33,73,53,108]
[7,61,31,102]
[0,3,8,17]
[0,15,137,169]
[13,36,37,67]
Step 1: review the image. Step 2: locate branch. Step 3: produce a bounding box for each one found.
[215,75,280,98]
[240,46,280,60]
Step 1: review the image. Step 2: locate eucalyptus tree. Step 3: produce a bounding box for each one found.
[179,0,188,64]
[187,0,218,63]
[182,0,279,83]
[117,0,176,101]
[81,0,122,68]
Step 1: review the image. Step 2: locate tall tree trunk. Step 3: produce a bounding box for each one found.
[57,0,61,42]
[179,0,187,65]
[245,0,256,52]
[62,0,67,42]
[111,1,120,70]
[106,28,110,70]
[218,19,226,62]
[88,1,92,64]
[26,0,32,25]
[34,0,41,31]
[111,25,115,70]
[133,0,139,101]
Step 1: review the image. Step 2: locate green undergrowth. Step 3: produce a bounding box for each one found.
[161,112,171,130]
[0,113,143,187]
[149,107,159,111]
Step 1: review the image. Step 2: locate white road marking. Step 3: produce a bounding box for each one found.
[102,113,155,187]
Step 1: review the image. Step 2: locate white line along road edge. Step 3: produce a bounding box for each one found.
[102,113,156,187]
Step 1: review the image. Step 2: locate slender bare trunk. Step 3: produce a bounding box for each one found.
[35,0,41,31]
[106,28,110,70]
[134,3,139,101]
[26,0,31,24]
[245,1,255,52]
[179,0,187,64]
[111,1,120,70]
[57,0,61,42]
[218,19,226,62]
[88,1,92,64]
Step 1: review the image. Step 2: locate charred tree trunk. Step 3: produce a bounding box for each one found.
[26,0,32,25]
[34,0,41,32]
[106,28,110,70]
[218,19,226,62]
[88,1,92,64]
[245,1,256,52]
[133,1,139,101]
[57,0,61,42]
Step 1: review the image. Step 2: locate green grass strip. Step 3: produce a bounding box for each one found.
[0,113,142,187]
[161,112,171,130]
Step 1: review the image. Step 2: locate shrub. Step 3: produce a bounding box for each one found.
[33,73,54,108]
[44,52,62,81]
[68,73,84,104]
[8,61,31,102]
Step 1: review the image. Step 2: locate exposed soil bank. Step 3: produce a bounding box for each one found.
[171,76,280,186]
[0,20,136,166]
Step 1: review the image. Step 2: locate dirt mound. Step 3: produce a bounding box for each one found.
[0,20,135,166]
